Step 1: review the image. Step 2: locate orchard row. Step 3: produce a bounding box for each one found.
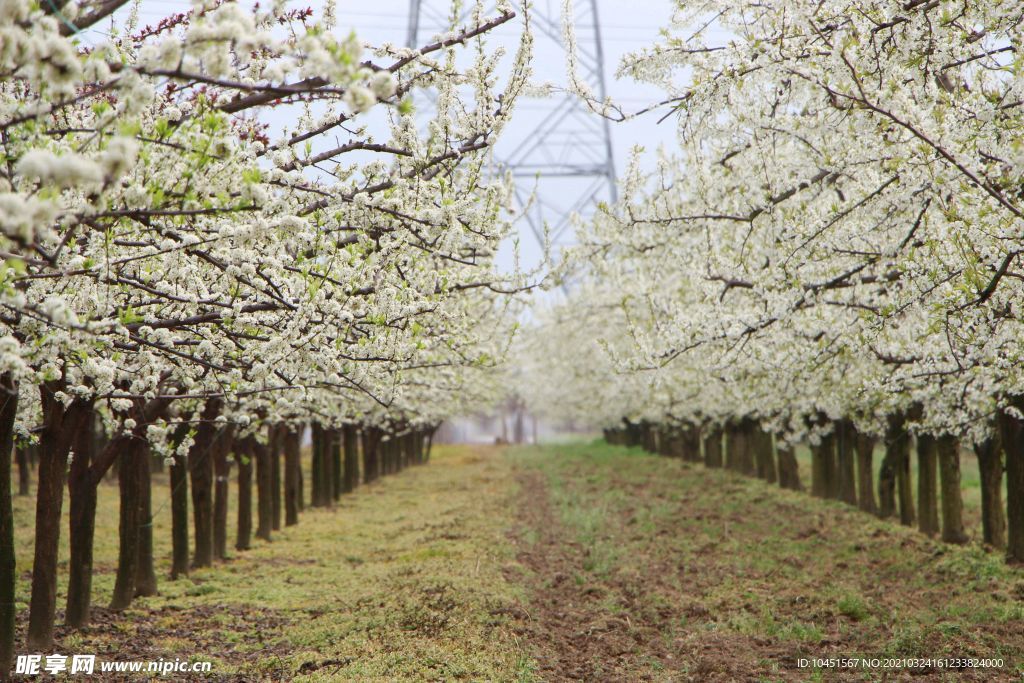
[522,1,1024,564]
[1,0,532,675]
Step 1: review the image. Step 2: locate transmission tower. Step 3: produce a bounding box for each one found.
[406,0,618,252]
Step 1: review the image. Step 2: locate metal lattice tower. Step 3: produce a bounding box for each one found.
[406,0,617,251]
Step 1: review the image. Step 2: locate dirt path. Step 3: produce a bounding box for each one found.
[505,443,1024,682]
[508,469,683,681]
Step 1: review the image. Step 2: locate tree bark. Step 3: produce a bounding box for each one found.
[327,428,339,500]
[879,414,908,520]
[739,420,757,476]
[657,426,673,457]
[189,400,223,569]
[283,427,301,526]
[0,376,18,677]
[822,431,839,499]
[975,435,1006,550]
[1003,408,1024,563]
[213,428,231,561]
[133,443,157,597]
[65,407,97,628]
[342,424,359,492]
[683,425,702,463]
[854,430,878,515]
[625,421,641,448]
[254,438,273,541]
[753,425,776,483]
[725,424,741,472]
[235,450,252,551]
[415,430,426,464]
[110,439,144,610]
[379,435,390,475]
[999,409,1024,565]
[835,420,857,505]
[776,440,802,491]
[362,427,380,483]
[170,453,189,579]
[896,432,916,527]
[916,434,939,536]
[15,446,29,497]
[387,436,398,473]
[936,435,968,545]
[310,422,325,506]
[703,426,723,468]
[811,439,829,498]
[270,424,282,531]
[641,421,658,454]
[27,388,89,649]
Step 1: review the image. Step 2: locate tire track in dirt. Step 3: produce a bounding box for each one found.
[507,470,684,682]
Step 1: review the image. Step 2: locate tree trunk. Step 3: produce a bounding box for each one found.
[725,424,741,472]
[133,444,157,597]
[411,436,423,466]
[213,429,232,561]
[896,432,916,527]
[975,435,1006,550]
[189,401,223,568]
[15,447,29,496]
[704,427,723,468]
[362,427,380,483]
[415,431,426,464]
[683,425,702,463]
[854,430,878,515]
[235,450,252,551]
[27,389,88,650]
[624,421,641,448]
[110,439,144,610]
[328,429,340,500]
[1003,408,1024,563]
[283,427,301,526]
[835,420,857,505]
[753,425,776,483]
[297,430,305,511]
[811,439,828,498]
[65,407,97,628]
[380,436,391,475]
[270,424,282,531]
[916,434,939,537]
[822,431,839,499]
[879,414,907,520]
[254,438,273,541]
[513,408,525,444]
[739,420,757,476]
[657,426,673,457]
[170,453,189,579]
[310,422,325,506]
[398,433,409,469]
[342,424,359,493]
[388,436,398,473]
[936,435,967,545]
[776,440,802,491]
[0,376,18,677]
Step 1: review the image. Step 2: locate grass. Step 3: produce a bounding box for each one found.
[9,438,1023,680]
[12,445,533,680]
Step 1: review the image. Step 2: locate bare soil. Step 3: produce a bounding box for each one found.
[505,445,1024,682]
